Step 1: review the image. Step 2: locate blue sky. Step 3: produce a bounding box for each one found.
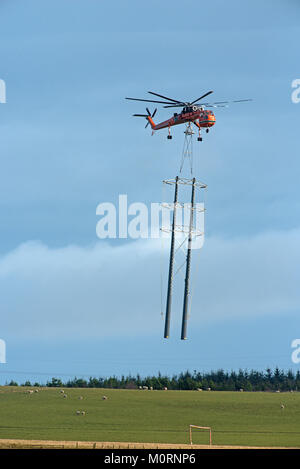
[0,0,299,383]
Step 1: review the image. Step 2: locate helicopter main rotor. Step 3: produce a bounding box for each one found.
[126,90,252,110]
[126,90,214,109]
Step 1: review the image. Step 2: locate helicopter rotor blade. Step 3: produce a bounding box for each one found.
[163,103,186,108]
[232,99,253,103]
[126,97,177,105]
[204,105,228,108]
[147,91,183,104]
[190,91,214,105]
[210,99,252,105]
[152,108,157,118]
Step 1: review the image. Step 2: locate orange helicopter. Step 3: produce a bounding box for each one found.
[126,90,252,141]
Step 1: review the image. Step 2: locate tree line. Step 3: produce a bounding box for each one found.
[6,368,300,391]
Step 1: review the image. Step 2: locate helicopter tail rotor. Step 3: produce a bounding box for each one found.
[133,108,157,129]
[145,108,157,128]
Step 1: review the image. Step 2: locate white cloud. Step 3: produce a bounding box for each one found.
[0,228,299,340]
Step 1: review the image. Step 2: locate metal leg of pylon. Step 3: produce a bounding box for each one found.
[181,177,196,340]
[164,176,179,339]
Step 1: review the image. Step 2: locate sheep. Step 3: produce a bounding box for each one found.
[81,411,86,416]
[163,387,168,391]
[280,404,285,410]
[63,394,67,398]
[102,395,108,400]
[76,410,81,415]
[78,396,83,400]
[60,390,64,393]
[197,388,202,392]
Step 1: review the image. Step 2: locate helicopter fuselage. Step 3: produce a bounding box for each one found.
[148,107,216,131]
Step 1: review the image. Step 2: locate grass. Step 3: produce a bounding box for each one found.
[0,386,299,447]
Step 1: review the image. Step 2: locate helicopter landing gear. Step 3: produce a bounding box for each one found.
[197,136,202,142]
[206,128,209,133]
[167,126,172,139]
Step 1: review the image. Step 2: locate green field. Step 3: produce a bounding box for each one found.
[0,386,299,447]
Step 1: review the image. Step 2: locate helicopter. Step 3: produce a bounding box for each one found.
[126,90,252,141]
